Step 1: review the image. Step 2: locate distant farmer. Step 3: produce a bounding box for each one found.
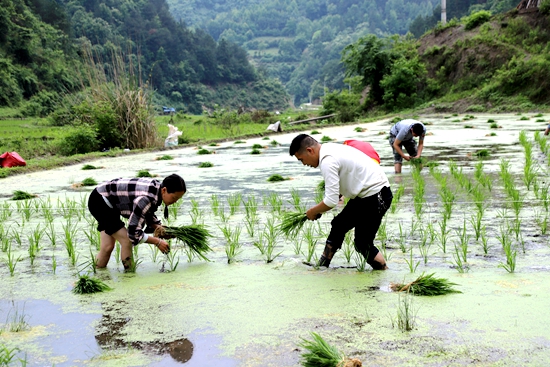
[87,174,186,270]
[389,119,426,173]
[289,134,392,270]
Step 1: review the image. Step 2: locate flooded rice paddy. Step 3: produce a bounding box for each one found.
[1,113,550,366]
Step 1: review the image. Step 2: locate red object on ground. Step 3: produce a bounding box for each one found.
[343,140,380,164]
[0,152,27,168]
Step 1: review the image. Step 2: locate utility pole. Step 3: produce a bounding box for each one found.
[441,0,447,24]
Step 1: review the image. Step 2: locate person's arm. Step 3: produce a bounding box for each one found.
[306,201,331,220]
[414,136,425,158]
[128,197,170,253]
[393,138,411,161]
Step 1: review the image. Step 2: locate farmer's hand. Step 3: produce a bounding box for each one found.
[154,225,175,239]
[306,208,322,221]
[403,156,411,161]
[156,238,171,254]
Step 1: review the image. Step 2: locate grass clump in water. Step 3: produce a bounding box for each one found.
[390,272,461,296]
[12,190,35,200]
[156,225,213,261]
[299,332,361,367]
[81,177,98,186]
[72,275,112,294]
[157,155,174,160]
[136,170,153,177]
[267,174,287,182]
[199,162,214,168]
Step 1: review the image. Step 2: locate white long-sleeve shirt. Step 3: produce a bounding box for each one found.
[319,143,390,208]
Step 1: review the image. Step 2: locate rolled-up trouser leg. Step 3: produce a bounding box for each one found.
[321,200,359,267]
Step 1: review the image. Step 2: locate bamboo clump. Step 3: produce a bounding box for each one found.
[156,225,213,261]
[390,272,462,296]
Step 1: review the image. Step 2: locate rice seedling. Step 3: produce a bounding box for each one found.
[186,199,201,225]
[454,218,470,261]
[354,251,367,272]
[499,240,517,273]
[404,246,420,273]
[158,225,213,262]
[45,222,57,248]
[210,194,220,216]
[81,177,98,186]
[136,169,153,177]
[397,221,407,253]
[279,211,308,239]
[72,274,112,294]
[292,237,303,256]
[263,218,283,263]
[267,192,283,215]
[451,244,469,273]
[157,154,174,159]
[77,249,99,274]
[227,193,242,215]
[390,184,404,214]
[11,227,22,247]
[341,231,354,263]
[12,190,35,200]
[270,139,279,146]
[320,136,332,142]
[62,220,79,266]
[267,174,286,182]
[82,164,99,170]
[436,221,450,253]
[394,293,417,332]
[298,332,361,367]
[125,256,143,273]
[5,243,21,276]
[418,229,430,265]
[390,272,461,296]
[468,211,483,242]
[302,224,318,263]
[0,344,20,365]
[535,209,548,235]
[0,202,11,221]
[164,247,180,271]
[221,225,243,264]
[52,252,57,274]
[16,199,34,222]
[114,242,121,264]
[198,162,213,168]
[480,227,490,254]
[289,188,306,212]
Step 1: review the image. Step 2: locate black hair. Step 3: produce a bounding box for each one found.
[289,134,318,156]
[412,123,424,136]
[162,174,186,193]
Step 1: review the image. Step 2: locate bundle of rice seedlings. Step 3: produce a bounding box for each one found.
[278,211,307,238]
[156,225,213,261]
[299,332,362,367]
[137,169,153,177]
[12,190,35,200]
[267,174,286,182]
[390,272,462,296]
[82,164,98,170]
[72,275,112,294]
[81,177,98,186]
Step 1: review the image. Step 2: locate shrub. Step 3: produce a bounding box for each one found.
[465,10,492,31]
[540,0,550,14]
[58,126,99,156]
[26,91,60,117]
[320,90,360,122]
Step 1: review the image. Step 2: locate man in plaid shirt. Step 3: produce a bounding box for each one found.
[88,174,186,269]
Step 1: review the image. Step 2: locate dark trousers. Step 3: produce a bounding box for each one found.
[327,186,392,264]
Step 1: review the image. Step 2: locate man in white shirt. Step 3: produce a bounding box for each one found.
[389,119,426,173]
[289,134,392,270]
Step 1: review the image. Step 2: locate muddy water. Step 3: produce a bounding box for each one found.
[1,113,550,366]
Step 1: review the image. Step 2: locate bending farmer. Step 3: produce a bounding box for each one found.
[389,119,426,173]
[87,174,186,269]
[289,134,392,270]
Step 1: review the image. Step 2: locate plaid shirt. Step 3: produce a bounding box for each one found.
[96,178,163,245]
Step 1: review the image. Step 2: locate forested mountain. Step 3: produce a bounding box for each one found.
[166,0,521,105]
[0,0,289,114]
